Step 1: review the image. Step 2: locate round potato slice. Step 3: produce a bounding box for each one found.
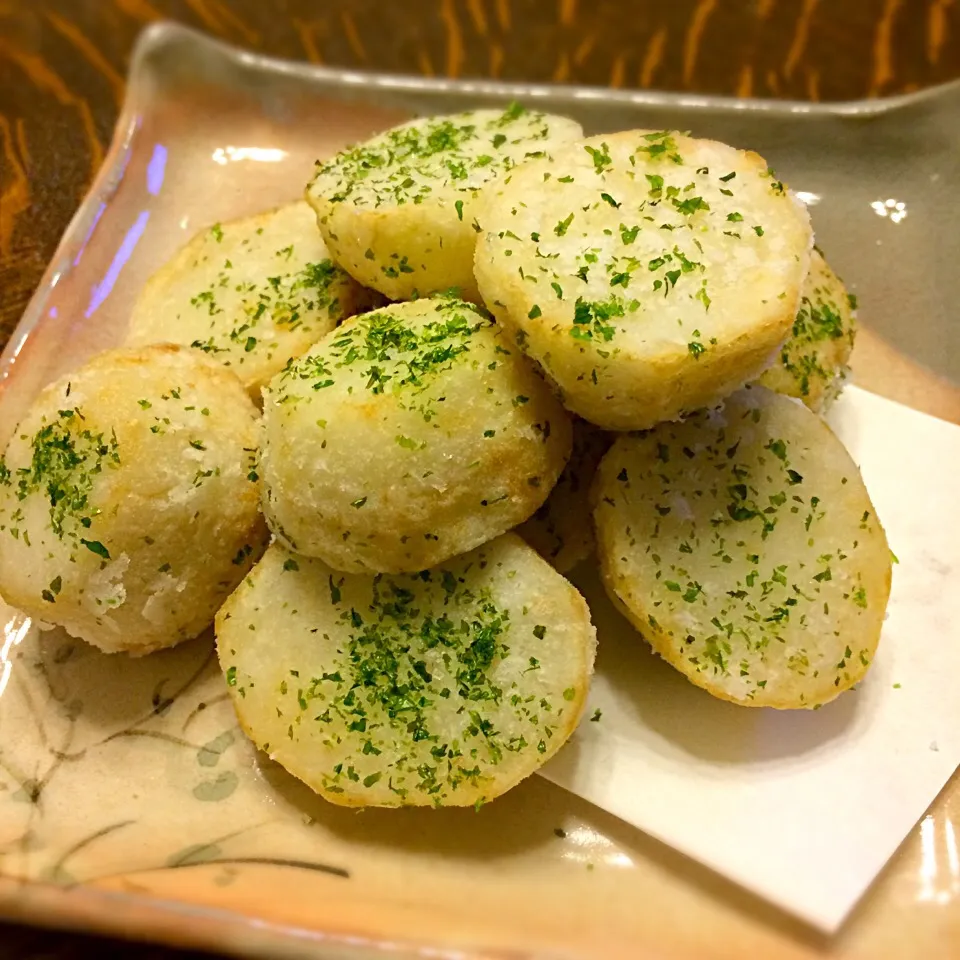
[305,105,582,302]
[757,248,857,412]
[217,534,596,807]
[0,345,267,655]
[261,296,572,573]
[475,130,813,430]
[518,419,611,572]
[593,386,891,708]
[127,202,371,397]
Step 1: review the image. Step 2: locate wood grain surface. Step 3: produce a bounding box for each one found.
[0,921,215,959]
[1,2,959,959]
[2,0,960,350]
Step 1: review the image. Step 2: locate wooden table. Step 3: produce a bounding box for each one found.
[1,1,959,957]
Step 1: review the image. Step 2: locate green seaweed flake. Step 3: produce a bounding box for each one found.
[281,301,486,412]
[10,408,121,546]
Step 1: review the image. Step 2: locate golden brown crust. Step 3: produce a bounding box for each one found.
[217,534,596,807]
[306,107,583,301]
[0,344,267,654]
[518,419,611,572]
[757,248,856,412]
[260,297,572,573]
[127,202,368,397]
[593,386,891,708]
[475,130,812,430]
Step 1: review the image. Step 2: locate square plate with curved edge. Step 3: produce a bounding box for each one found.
[0,21,959,960]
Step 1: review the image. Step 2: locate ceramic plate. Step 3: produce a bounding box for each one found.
[0,22,958,960]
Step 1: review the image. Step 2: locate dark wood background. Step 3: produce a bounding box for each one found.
[3,0,960,353]
[1,1,960,957]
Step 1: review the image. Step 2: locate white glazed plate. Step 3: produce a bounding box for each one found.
[0,22,958,960]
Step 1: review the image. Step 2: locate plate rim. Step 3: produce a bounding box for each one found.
[136,19,960,117]
[0,874,455,960]
[4,18,960,392]
[2,19,958,958]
